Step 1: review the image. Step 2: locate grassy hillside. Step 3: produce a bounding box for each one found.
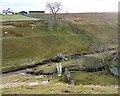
[2,13,118,72]
[1,14,40,21]
[1,13,118,94]
[2,34,90,72]
[28,13,118,49]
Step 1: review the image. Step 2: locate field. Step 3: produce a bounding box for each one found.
[1,14,40,22]
[1,71,118,94]
[2,13,118,72]
[1,13,119,94]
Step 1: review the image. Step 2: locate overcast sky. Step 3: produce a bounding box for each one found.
[0,0,119,13]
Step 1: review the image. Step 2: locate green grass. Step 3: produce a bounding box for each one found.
[27,48,117,74]
[1,13,118,94]
[2,22,76,37]
[68,13,118,51]
[28,64,57,74]
[1,70,118,94]
[27,68,119,86]
[75,23,118,46]
[2,13,118,72]
[27,57,97,74]
[2,34,89,72]
[1,15,40,21]
[2,21,91,72]
[2,84,118,94]
[70,70,118,85]
[28,13,118,49]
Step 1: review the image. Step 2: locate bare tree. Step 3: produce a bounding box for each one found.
[46,2,62,29]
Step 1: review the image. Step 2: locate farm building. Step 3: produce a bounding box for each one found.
[29,11,45,14]
[19,11,28,15]
[2,8,14,15]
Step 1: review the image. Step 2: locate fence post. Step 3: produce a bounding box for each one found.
[56,63,62,76]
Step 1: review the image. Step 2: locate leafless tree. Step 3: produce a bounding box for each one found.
[46,2,62,29]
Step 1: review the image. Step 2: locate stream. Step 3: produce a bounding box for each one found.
[1,47,117,78]
[1,69,27,77]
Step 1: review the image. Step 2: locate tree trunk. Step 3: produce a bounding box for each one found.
[53,13,57,29]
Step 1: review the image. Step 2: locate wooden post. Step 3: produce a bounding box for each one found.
[56,63,62,76]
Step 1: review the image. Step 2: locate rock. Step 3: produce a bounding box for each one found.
[31,27,34,29]
[20,73,25,75]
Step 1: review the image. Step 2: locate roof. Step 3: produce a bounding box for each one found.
[19,11,26,13]
[29,11,45,13]
[2,8,14,13]
[19,11,27,13]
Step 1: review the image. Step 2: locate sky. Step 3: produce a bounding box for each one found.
[0,0,119,13]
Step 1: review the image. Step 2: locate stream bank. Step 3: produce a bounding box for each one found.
[1,47,118,77]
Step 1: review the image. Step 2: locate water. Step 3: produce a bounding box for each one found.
[0,48,117,78]
[0,69,26,77]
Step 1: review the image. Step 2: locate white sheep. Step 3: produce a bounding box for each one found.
[42,80,50,85]
[5,32,8,34]
[29,81,39,86]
